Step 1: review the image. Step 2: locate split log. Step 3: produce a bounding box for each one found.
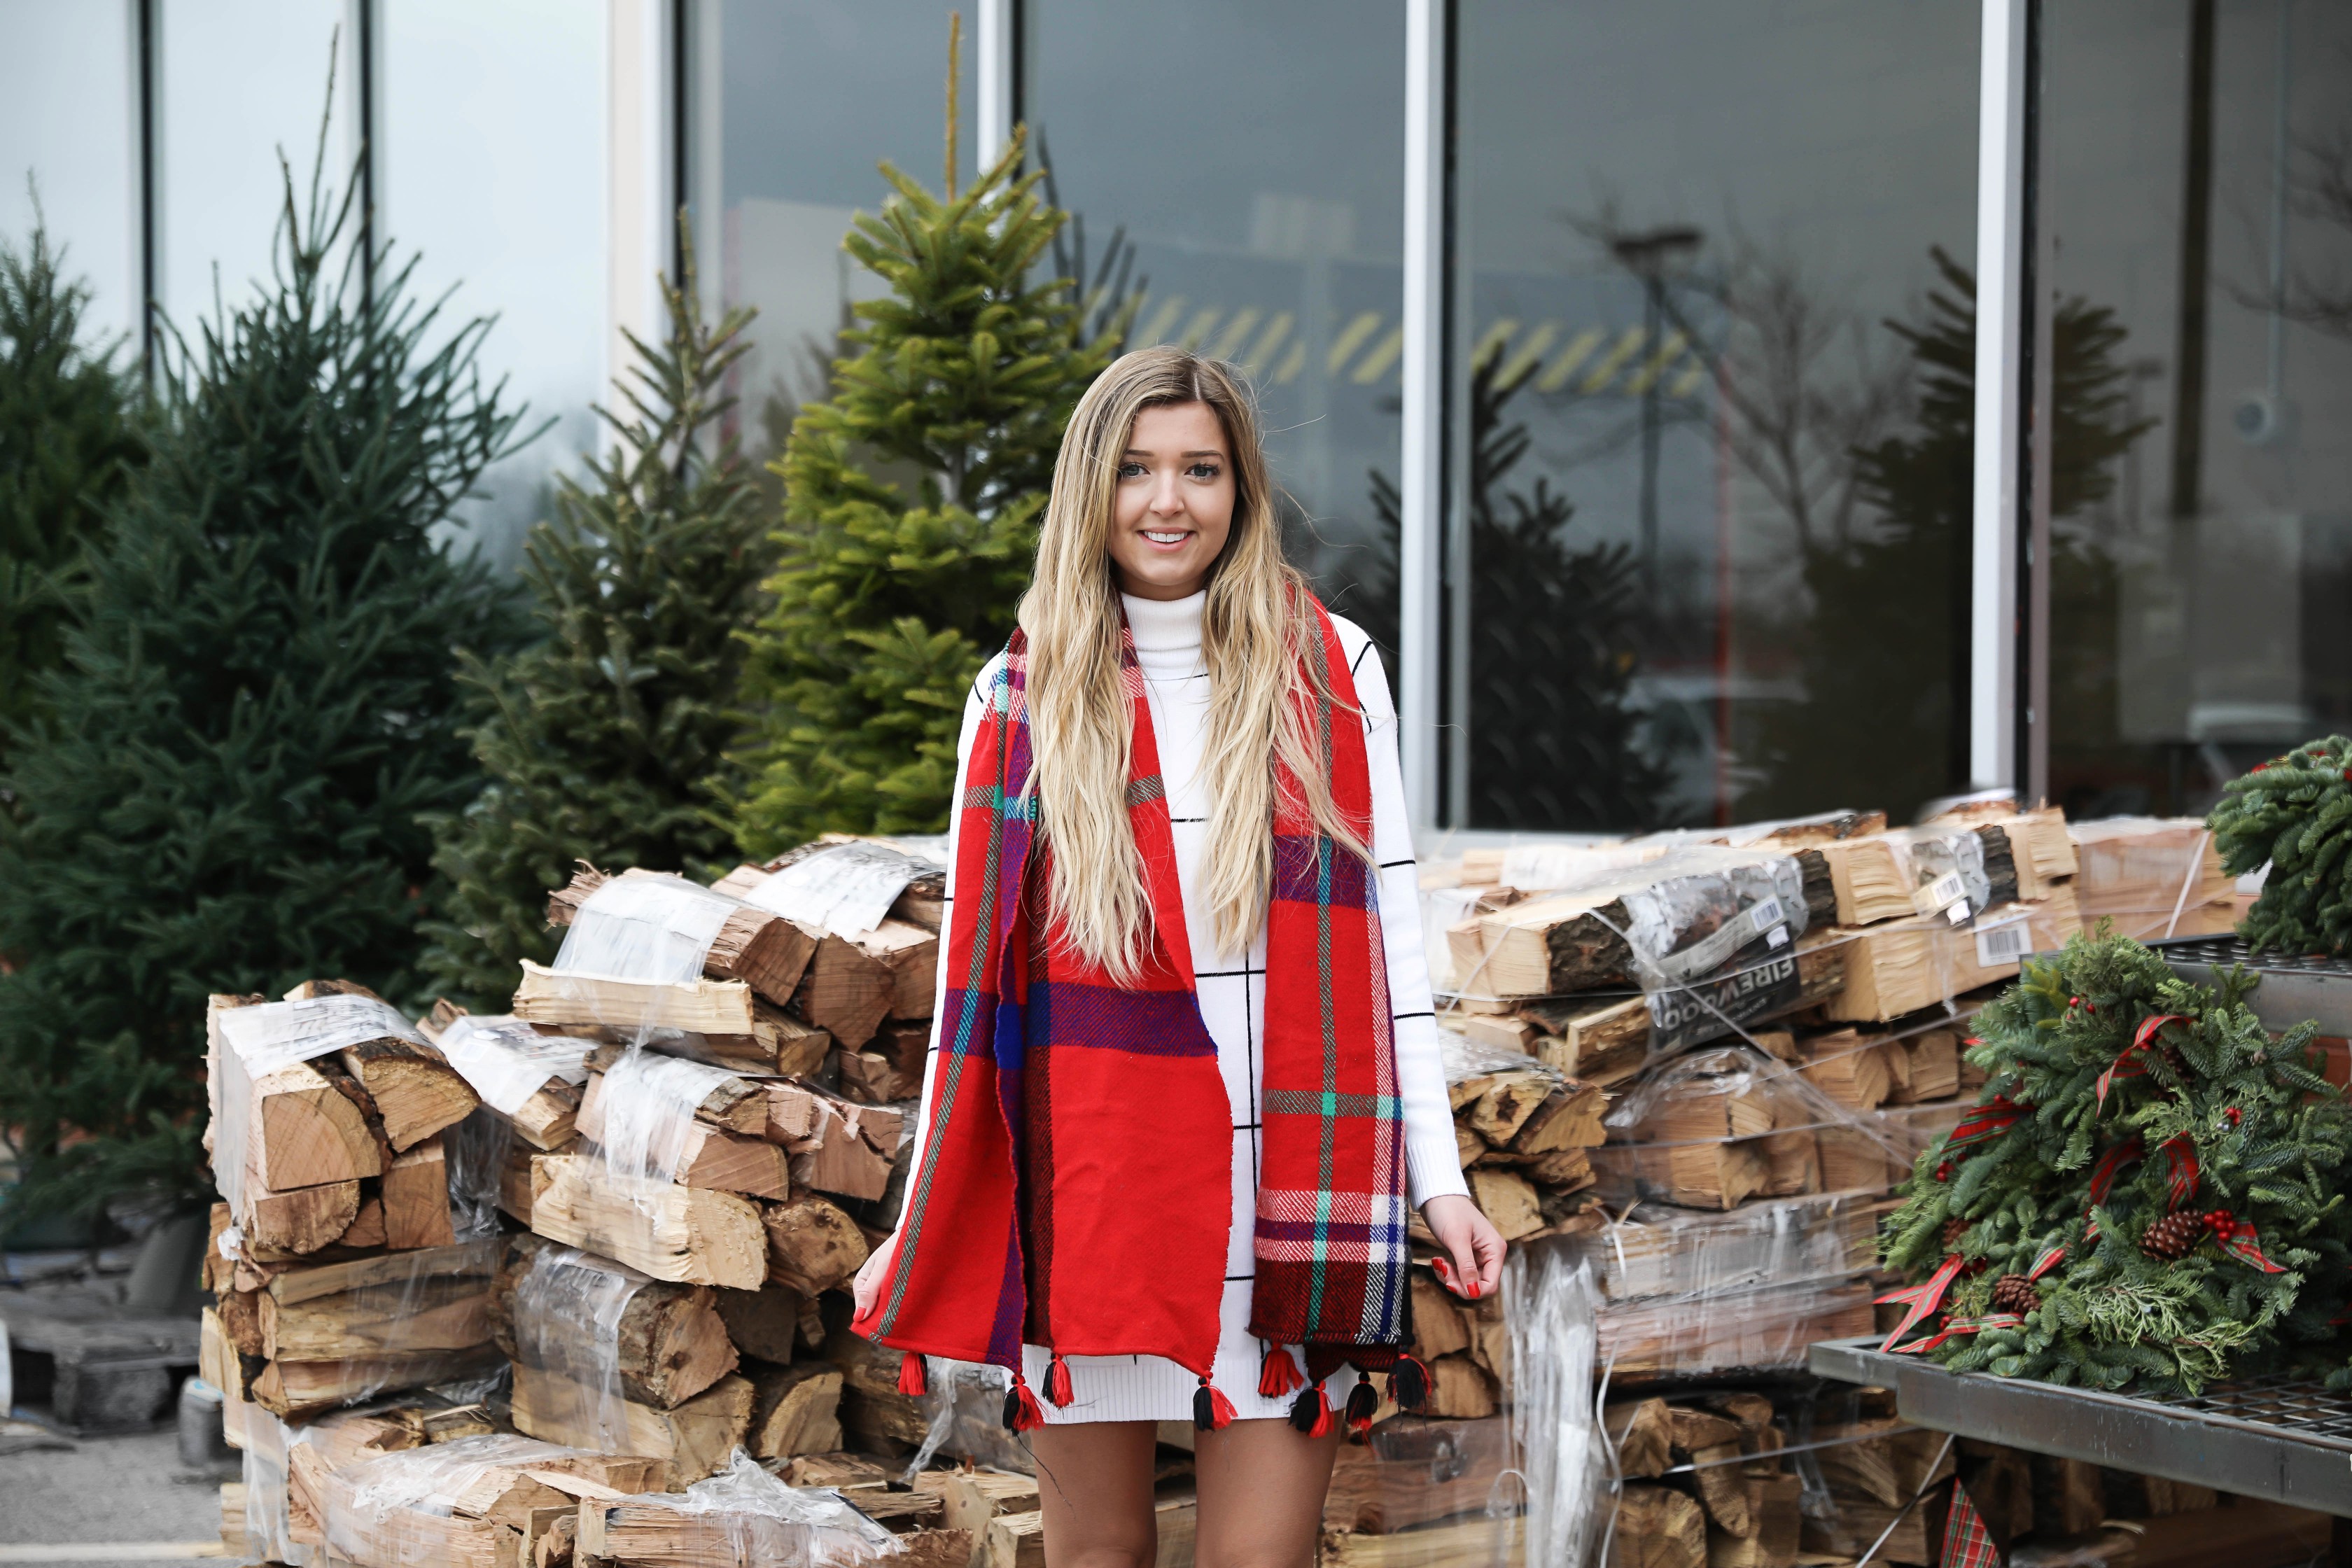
[382,1135,456,1250]
[713,1283,804,1364]
[1409,1273,1471,1362]
[576,1070,790,1199]
[1667,1408,1751,1537]
[836,1046,923,1105]
[764,1084,901,1201]
[762,1193,869,1295]
[522,1152,768,1289]
[743,1360,844,1460]
[339,1196,388,1250]
[1609,1484,1706,1568]
[421,1001,584,1151]
[514,966,830,1077]
[1606,1398,1674,1478]
[1886,1029,1960,1104]
[246,1175,363,1256]
[794,920,936,1049]
[1421,1353,1497,1420]
[1798,1031,1893,1111]
[582,1044,767,1133]
[491,1234,739,1409]
[1590,1141,1768,1212]
[282,980,478,1151]
[1465,1168,1544,1241]
[549,866,820,1007]
[507,1364,753,1485]
[1706,1474,1800,1568]
[1815,835,1914,926]
[827,1333,929,1450]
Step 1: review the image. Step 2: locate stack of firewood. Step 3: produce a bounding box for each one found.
[200,982,493,1421]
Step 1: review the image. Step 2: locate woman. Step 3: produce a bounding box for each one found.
[851,347,1504,1567]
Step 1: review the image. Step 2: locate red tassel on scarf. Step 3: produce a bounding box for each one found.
[1343,1372,1379,1436]
[1003,1376,1045,1433]
[1193,1376,1236,1432]
[1046,1354,1074,1407]
[1289,1384,1334,1438]
[897,1353,927,1398]
[1259,1345,1306,1399]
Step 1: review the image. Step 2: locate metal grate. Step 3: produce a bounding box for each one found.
[2143,1376,2352,1442]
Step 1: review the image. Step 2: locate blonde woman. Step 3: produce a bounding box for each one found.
[852,347,1504,1567]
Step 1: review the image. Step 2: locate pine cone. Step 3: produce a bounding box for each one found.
[2141,1210,2206,1260]
[1942,1217,1968,1253]
[1989,1274,2040,1315]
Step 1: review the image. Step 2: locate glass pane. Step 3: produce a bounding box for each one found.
[1024,0,1404,613]
[382,0,607,566]
[1457,4,1979,831]
[2044,0,2352,817]
[160,0,351,328]
[0,1,138,344]
[688,0,975,458]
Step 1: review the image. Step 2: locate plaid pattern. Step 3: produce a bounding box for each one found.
[853,596,1408,1380]
[1941,1480,2004,1568]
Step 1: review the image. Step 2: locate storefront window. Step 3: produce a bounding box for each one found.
[1022,0,1405,609]
[2043,0,2352,817]
[383,0,607,565]
[685,0,974,459]
[0,4,138,343]
[159,0,351,327]
[1455,2,1979,831]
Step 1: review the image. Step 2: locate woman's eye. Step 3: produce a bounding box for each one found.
[1188,463,1222,480]
[1117,462,1146,479]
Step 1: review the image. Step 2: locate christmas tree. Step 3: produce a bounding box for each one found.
[421,235,770,1008]
[1360,351,1662,829]
[0,218,144,766]
[2208,735,2352,955]
[0,135,528,1219]
[727,62,1123,854]
[1879,930,2352,1392]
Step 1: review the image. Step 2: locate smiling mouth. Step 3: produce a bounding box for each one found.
[1142,530,1191,545]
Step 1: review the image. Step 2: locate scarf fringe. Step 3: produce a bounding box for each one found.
[1289,1383,1334,1438]
[1258,1344,1307,1399]
[1344,1371,1379,1436]
[1003,1375,1045,1433]
[1046,1354,1074,1408]
[1193,1376,1238,1432]
[896,1352,927,1398]
[1386,1354,1430,1413]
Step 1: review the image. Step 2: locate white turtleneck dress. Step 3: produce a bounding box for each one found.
[898,591,1467,1423]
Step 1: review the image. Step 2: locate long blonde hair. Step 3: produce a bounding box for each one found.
[1018,346,1367,981]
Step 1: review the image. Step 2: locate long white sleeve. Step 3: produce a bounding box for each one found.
[1336,624,1471,1208]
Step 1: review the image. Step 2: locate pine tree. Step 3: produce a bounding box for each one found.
[0,136,528,1219]
[2208,735,2352,954]
[420,239,771,1008]
[728,118,1122,855]
[0,218,144,765]
[1879,930,2352,1392]
[1360,352,1662,828]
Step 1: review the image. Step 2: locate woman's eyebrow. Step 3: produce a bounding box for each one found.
[1119,446,1228,460]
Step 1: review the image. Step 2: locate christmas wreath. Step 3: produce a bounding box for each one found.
[1879,930,2352,1392]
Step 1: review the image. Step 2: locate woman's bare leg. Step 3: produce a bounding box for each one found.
[1193,1417,1345,1568]
[1028,1420,1163,1568]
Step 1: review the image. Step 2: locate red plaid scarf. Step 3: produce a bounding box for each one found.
[852,596,1413,1428]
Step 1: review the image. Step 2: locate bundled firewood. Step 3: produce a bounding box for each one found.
[1440,1037,1609,1254]
[309,1431,671,1568]
[206,986,480,1256]
[573,1450,971,1568]
[421,1002,596,1152]
[2068,815,2237,939]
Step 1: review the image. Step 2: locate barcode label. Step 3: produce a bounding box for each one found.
[1926,871,1968,910]
[1748,896,1784,933]
[1975,919,2031,966]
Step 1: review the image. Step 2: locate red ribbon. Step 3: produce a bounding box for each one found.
[2027,1244,2067,1281]
[1947,1094,2028,1152]
[2087,1138,2144,1208]
[2097,1014,2188,1109]
[2209,1212,2286,1273]
[2159,1135,2200,1212]
[1891,1312,2026,1355]
[1875,1254,1966,1352]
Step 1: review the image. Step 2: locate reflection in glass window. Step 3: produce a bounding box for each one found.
[2045,1,2352,818]
[0,4,138,344]
[384,0,606,567]
[686,0,975,463]
[1457,4,1978,831]
[160,0,350,327]
[1023,0,1404,620]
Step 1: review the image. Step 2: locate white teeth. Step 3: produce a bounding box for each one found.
[1143,531,1188,544]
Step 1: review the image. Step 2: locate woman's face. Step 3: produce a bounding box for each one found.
[1107,400,1236,601]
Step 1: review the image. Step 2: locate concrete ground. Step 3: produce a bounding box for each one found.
[0,1422,232,1565]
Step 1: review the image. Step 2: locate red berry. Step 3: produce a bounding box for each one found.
[1935,1161,1955,1182]
[2253,762,2270,773]
[2225,1107,2242,1126]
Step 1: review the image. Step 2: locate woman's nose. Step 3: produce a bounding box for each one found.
[1150,471,1186,515]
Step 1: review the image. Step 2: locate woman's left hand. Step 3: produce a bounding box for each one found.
[1422,1194,1507,1301]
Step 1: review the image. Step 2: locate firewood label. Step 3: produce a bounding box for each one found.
[1643,948,1802,1054]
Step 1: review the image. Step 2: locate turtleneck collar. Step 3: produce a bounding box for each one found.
[1121,590,1205,658]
